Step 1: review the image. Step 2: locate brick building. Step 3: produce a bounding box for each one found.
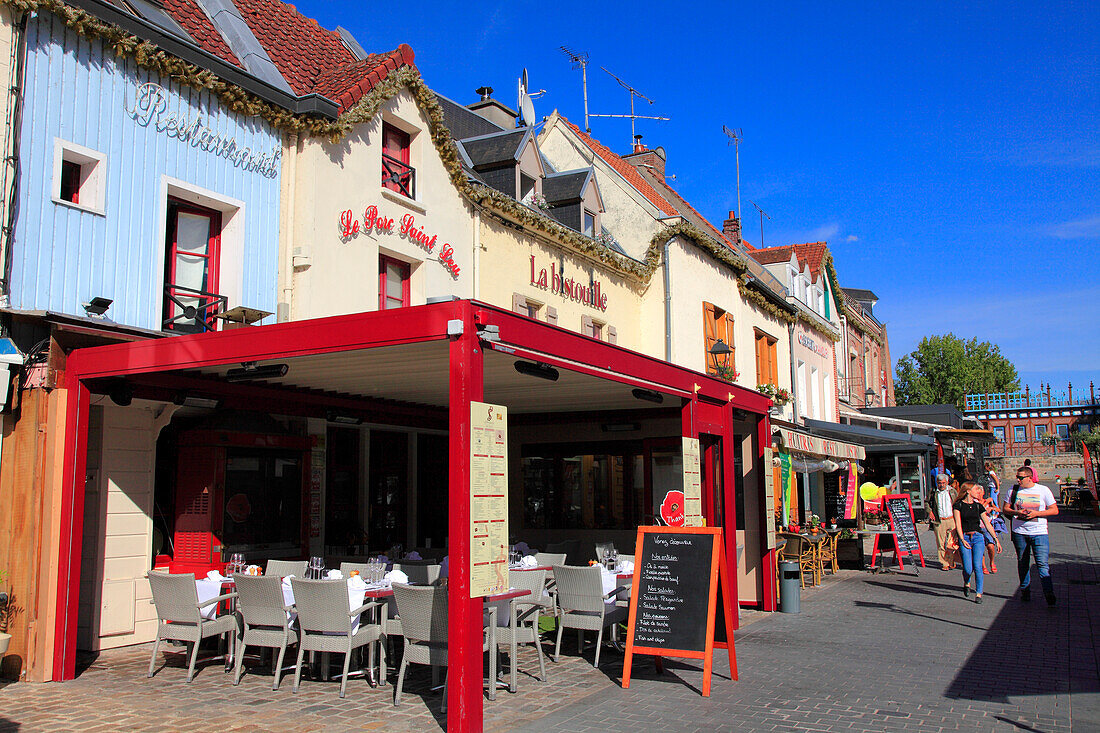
[839,288,894,409]
[965,382,1099,458]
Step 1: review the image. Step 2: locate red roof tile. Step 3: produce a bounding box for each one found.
[750,242,829,279]
[160,0,241,67]
[558,118,678,217]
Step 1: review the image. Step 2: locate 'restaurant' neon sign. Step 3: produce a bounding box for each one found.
[529,255,608,311]
[338,204,460,278]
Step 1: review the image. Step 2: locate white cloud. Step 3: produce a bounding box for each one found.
[1041,215,1100,240]
[845,234,859,242]
[809,222,840,241]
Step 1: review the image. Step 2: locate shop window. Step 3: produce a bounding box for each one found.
[381,123,414,198]
[521,445,643,530]
[53,138,106,214]
[1012,425,1026,443]
[512,293,543,320]
[992,426,1005,442]
[797,361,808,417]
[581,314,604,340]
[1056,424,1069,439]
[379,255,410,310]
[163,198,222,333]
[703,302,735,376]
[583,209,597,237]
[755,330,778,387]
[520,172,537,201]
[1035,425,1047,440]
[222,448,303,553]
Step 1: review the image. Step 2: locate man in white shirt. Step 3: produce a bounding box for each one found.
[928,472,956,570]
[1001,466,1059,605]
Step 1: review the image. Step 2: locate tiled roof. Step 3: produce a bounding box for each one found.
[558,118,678,216]
[542,170,590,203]
[159,0,241,67]
[751,242,828,279]
[461,129,527,169]
[310,48,414,111]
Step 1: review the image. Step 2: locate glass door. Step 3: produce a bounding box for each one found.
[894,454,925,511]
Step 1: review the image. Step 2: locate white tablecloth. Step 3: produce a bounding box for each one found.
[195,579,224,619]
[281,579,376,632]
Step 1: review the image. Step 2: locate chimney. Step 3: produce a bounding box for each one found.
[622,140,666,181]
[467,86,519,130]
[723,211,742,244]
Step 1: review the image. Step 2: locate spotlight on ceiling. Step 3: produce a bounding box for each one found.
[173,393,220,410]
[631,388,664,404]
[107,380,133,406]
[514,360,559,381]
[82,296,113,317]
[224,363,288,382]
[327,411,363,425]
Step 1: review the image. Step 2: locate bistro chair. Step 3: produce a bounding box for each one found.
[231,574,298,690]
[534,552,566,567]
[266,559,308,577]
[818,532,840,576]
[494,569,551,689]
[777,533,817,588]
[551,565,626,668]
[146,571,238,682]
[290,578,384,699]
[391,583,496,710]
[393,563,441,585]
[544,539,581,565]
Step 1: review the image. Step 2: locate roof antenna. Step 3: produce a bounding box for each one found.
[559,46,591,132]
[749,199,770,248]
[723,125,743,222]
[591,66,670,149]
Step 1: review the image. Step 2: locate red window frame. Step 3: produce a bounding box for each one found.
[382,123,413,197]
[164,197,222,328]
[379,255,411,310]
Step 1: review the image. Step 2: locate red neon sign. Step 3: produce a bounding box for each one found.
[529,255,608,311]
[338,204,460,278]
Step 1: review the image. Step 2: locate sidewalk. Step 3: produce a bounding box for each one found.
[0,513,1096,731]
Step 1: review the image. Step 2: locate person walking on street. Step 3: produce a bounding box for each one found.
[1001,465,1059,605]
[953,481,1001,603]
[982,463,1006,573]
[928,472,957,571]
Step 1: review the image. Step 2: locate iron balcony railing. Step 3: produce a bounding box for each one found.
[382,153,415,199]
[163,283,227,334]
[966,389,1098,411]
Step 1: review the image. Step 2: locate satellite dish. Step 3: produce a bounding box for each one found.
[519,92,535,127]
[521,67,529,94]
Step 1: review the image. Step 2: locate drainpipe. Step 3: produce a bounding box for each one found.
[663,237,673,362]
[277,132,298,321]
[0,11,27,303]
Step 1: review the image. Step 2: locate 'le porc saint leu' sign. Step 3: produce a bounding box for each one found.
[338,205,461,278]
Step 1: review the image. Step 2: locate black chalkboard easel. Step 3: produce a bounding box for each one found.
[873,493,926,571]
[621,526,737,697]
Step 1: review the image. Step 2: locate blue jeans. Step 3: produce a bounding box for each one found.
[959,531,986,595]
[1012,532,1053,596]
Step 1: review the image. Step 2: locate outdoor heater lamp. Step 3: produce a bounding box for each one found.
[631,388,664,404]
[224,363,289,382]
[514,360,559,381]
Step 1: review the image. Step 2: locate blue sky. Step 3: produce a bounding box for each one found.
[296,1,1099,393]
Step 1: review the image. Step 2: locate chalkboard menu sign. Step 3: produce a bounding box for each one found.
[622,526,737,697]
[823,472,844,524]
[883,493,926,568]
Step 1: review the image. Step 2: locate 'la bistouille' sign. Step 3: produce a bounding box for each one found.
[338,205,460,278]
[529,255,608,311]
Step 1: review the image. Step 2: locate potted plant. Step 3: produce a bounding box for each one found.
[807,514,822,534]
[756,383,791,410]
[836,528,863,568]
[715,364,740,383]
[862,510,888,530]
[0,570,10,656]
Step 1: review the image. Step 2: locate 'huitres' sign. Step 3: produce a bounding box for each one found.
[529,256,608,311]
[338,205,460,278]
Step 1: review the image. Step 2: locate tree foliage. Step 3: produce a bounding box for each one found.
[1067,424,1100,454]
[894,334,1020,408]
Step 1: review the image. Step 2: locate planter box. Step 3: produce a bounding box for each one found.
[836,538,863,569]
[0,632,10,656]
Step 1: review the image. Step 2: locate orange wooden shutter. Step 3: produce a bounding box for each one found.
[703,302,718,373]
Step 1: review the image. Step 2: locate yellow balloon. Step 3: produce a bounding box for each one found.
[859,482,884,501]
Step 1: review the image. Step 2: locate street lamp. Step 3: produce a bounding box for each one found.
[864,387,876,407]
[708,339,732,367]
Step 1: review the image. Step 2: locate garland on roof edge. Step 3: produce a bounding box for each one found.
[6,0,346,138]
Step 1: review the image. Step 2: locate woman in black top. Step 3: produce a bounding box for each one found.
[953,481,1001,603]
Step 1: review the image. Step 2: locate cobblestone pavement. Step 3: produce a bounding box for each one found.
[0,512,1097,731]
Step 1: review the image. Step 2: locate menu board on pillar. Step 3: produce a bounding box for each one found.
[763,447,776,548]
[469,402,509,597]
[682,437,703,527]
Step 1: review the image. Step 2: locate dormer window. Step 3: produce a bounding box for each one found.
[520,172,537,201]
[583,209,596,237]
[382,123,414,199]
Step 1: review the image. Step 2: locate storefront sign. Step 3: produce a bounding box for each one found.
[779,451,792,527]
[682,437,703,527]
[126,82,280,178]
[844,462,859,520]
[777,427,866,460]
[763,447,776,548]
[796,332,831,358]
[338,205,461,278]
[659,490,686,527]
[529,256,608,311]
[469,401,508,597]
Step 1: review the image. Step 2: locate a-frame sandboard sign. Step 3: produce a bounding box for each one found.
[621,525,737,697]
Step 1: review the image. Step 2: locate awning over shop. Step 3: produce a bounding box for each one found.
[804,418,936,455]
[774,426,866,460]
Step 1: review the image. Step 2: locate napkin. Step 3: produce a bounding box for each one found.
[405,551,422,560]
[384,569,409,585]
[326,569,343,580]
[620,560,635,574]
[439,556,449,578]
[519,555,537,569]
[348,574,367,590]
[206,570,227,582]
[246,564,261,576]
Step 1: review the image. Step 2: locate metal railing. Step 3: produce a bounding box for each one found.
[966,389,1098,411]
[162,283,227,334]
[986,441,1076,458]
[382,153,415,199]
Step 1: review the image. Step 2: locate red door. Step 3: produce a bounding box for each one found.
[171,446,224,574]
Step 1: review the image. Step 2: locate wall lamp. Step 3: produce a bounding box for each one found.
[864,387,876,407]
[82,296,113,317]
[631,388,664,404]
[514,360,559,381]
[225,363,289,382]
[107,379,133,406]
[708,339,732,365]
[173,393,220,409]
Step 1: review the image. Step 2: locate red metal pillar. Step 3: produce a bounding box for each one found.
[447,311,484,731]
[54,368,91,680]
[757,412,778,612]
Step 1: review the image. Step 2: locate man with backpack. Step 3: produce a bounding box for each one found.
[1001,466,1059,605]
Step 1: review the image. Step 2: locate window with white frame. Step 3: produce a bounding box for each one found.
[810,365,821,419]
[583,210,597,237]
[797,360,808,417]
[581,314,605,340]
[53,138,106,214]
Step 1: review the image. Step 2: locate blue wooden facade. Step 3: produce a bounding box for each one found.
[9,12,282,332]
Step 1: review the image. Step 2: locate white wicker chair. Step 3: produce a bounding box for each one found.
[551,565,627,668]
[146,571,238,682]
[231,573,298,689]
